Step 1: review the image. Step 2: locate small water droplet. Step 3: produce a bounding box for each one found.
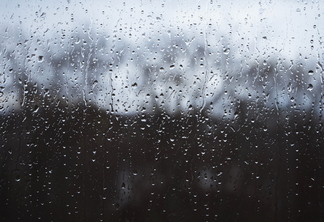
[33,105,39,113]
[223,48,230,55]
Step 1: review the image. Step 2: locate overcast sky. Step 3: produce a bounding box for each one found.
[1,0,323,59]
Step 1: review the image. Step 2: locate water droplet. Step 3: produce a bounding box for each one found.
[33,105,39,113]
[223,48,230,55]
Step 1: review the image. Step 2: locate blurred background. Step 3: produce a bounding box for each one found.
[0,0,323,221]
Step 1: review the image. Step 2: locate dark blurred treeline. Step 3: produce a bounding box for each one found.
[0,85,323,222]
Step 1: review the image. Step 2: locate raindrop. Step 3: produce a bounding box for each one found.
[223,48,230,55]
[38,55,44,62]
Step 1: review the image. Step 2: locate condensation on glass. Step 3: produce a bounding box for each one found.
[0,0,323,221]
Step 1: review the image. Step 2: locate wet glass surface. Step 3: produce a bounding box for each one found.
[0,0,323,221]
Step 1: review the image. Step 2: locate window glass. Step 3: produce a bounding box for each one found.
[0,0,323,221]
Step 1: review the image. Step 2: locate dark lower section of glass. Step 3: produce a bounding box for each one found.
[0,105,323,222]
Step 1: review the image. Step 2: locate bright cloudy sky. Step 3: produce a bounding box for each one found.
[1,0,323,59]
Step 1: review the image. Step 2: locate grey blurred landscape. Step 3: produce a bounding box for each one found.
[0,0,323,221]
